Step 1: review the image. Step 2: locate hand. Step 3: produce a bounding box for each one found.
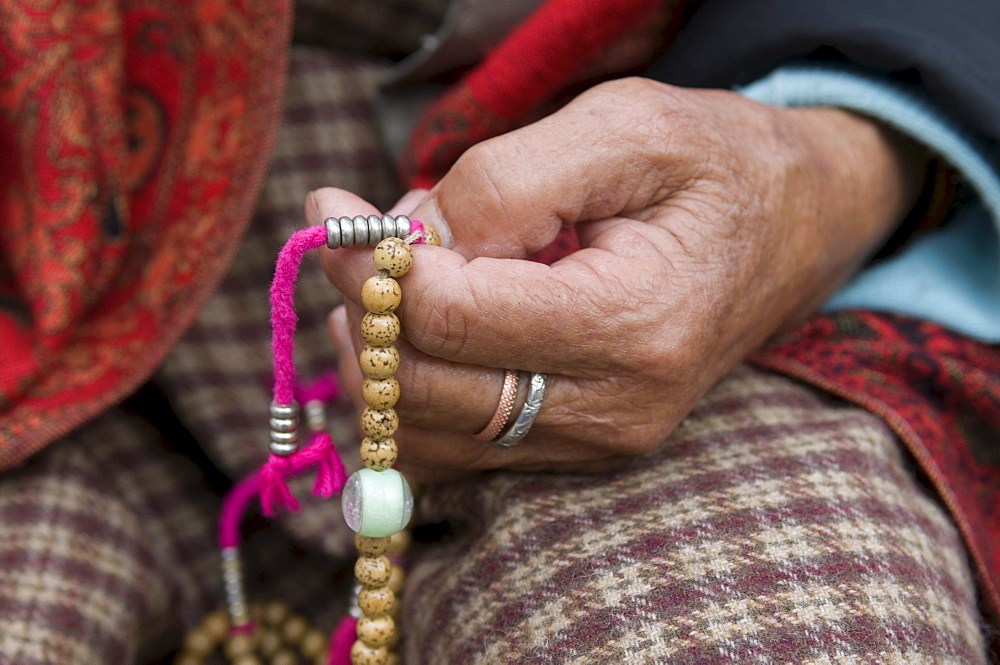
[315,77,922,482]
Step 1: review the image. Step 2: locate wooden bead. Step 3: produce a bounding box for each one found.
[182,628,215,655]
[282,615,309,643]
[225,634,256,659]
[350,640,388,665]
[385,653,401,665]
[387,529,411,556]
[422,227,441,246]
[355,554,392,587]
[362,276,401,314]
[271,649,297,665]
[360,407,398,440]
[358,586,396,616]
[373,238,413,278]
[359,345,399,379]
[232,656,261,665]
[300,628,328,660]
[387,565,405,594]
[202,609,229,641]
[355,533,391,556]
[257,630,282,658]
[362,378,400,410]
[263,600,290,627]
[357,615,396,648]
[361,312,400,347]
[359,436,398,471]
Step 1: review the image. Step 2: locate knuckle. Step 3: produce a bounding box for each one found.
[406,275,474,359]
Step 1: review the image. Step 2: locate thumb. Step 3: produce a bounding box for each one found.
[410,78,693,260]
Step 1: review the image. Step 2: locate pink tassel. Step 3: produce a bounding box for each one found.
[308,432,347,497]
[259,454,299,516]
[296,371,342,405]
[329,616,357,665]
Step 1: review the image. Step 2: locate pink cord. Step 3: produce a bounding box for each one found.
[271,226,328,404]
[329,616,358,665]
[219,472,262,549]
[259,222,428,517]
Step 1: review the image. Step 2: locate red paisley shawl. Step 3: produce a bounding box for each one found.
[0,0,290,459]
[1,0,998,634]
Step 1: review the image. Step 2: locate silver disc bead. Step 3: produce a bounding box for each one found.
[269,400,299,420]
[395,214,411,239]
[335,216,351,248]
[381,215,395,242]
[324,217,342,249]
[353,215,370,246]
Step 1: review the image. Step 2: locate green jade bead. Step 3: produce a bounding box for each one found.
[342,468,414,537]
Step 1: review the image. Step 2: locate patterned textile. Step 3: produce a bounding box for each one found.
[0,0,292,468]
[0,372,986,663]
[404,365,986,664]
[0,398,352,665]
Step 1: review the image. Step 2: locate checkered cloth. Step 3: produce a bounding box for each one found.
[0,17,990,665]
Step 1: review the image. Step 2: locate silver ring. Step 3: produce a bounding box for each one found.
[493,372,546,448]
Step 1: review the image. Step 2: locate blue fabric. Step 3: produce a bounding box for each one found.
[739,66,1000,342]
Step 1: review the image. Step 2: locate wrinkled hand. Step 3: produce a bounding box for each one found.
[315,77,921,482]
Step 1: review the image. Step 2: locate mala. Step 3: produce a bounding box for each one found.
[175,214,438,665]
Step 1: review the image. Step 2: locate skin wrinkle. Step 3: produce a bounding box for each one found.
[316,75,924,482]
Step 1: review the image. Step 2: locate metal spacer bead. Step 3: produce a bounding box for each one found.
[353,215,370,246]
[269,400,299,420]
[269,440,299,456]
[269,417,297,433]
[367,215,383,245]
[380,215,396,242]
[323,217,340,249]
[394,215,411,239]
[338,216,354,248]
[305,399,326,432]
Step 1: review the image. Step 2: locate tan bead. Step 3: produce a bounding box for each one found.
[373,237,413,278]
[387,565,405,594]
[358,586,396,616]
[357,615,396,648]
[355,533,391,556]
[271,649,297,665]
[387,529,411,556]
[359,436,398,471]
[202,609,229,641]
[263,600,290,627]
[249,602,265,623]
[173,653,202,665]
[360,407,398,440]
[361,377,400,409]
[350,640,388,665]
[225,634,256,659]
[362,276,401,314]
[355,554,392,587]
[257,630,282,658]
[232,656,261,665]
[359,345,399,379]
[282,615,309,644]
[422,227,441,246]
[182,628,215,656]
[300,628,328,660]
[385,653,401,665]
[361,312,401,347]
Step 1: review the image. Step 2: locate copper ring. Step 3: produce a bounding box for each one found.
[473,369,519,441]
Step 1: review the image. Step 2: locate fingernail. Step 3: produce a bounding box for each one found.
[306,190,320,216]
[411,196,454,248]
